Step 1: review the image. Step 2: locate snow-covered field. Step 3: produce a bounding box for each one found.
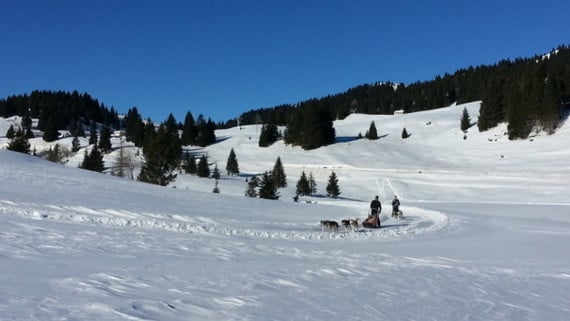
[1,102,569,320]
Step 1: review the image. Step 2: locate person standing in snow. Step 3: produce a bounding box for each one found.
[391,195,401,218]
[364,195,382,228]
[370,195,381,217]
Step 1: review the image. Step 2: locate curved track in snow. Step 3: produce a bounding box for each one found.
[0,200,455,241]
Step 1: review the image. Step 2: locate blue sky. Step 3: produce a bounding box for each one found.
[1,0,569,123]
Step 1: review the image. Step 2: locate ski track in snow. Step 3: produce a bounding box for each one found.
[0,199,455,242]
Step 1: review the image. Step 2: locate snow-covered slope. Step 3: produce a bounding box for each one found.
[1,102,569,320]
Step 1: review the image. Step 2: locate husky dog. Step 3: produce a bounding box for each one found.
[341,218,360,230]
[349,218,359,229]
[320,220,339,232]
[392,210,404,219]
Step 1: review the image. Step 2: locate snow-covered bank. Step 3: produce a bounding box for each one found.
[1,102,569,320]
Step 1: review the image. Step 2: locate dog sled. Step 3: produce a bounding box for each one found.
[362,213,381,229]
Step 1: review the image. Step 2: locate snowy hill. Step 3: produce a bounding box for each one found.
[1,102,569,320]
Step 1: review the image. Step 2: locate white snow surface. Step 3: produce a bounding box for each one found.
[1,102,570,320]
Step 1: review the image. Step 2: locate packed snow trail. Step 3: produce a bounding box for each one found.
[0,199,454,241]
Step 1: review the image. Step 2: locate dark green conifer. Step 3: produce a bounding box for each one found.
[258,171,279,200]
[295,171,311,196]
[226,148,240,176]
[272,156,287,188]
[365,121,378,140]
[196,154,210,178]
[326,171,341,198]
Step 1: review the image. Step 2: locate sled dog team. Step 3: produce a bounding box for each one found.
[320,195,402,231]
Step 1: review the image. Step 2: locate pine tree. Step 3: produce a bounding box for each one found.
[137,125,179,185]
[7,129,30,154]
[226,148,240,176]
[460,107,471,132]
[326,171,341,198]
[46,144,63,163]
[42,117,59,142]
[272,156,287,188]
[296,171,311,196]
[245,176,259,197]
[126,108,145,147]
[6,125,15,139]
[98,125,112,153]
[259,123,279,147]
[308,172,317,196]
[365,121,378,140]
[258,171,279,200]
[72,135,81,152]
[197,154,210,178]
[80,145,105,172]
[183,154,197,174]
[181,111,197,146]
[89,121,98,145]
[401,127,410,139]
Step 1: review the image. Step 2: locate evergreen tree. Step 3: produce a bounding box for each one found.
[80,145,105,172]
[72,135,81,152]
[6,125,15,139]
[42,117,59,142]
[88,121,98,145]
[98,124,112,153]
[142,119,156,150]
[196,115,217,147]
[271,156,287,188]
[284,100,335,150]
[21,114,32,132]
[401,127,410,139]
[137,125,179,185]
[258,171,279,200]
[164,113,178,135]
[226,148,240,176]
[365,121,378,140]
[88,145,105,172]
[295,171,311,196]
[6,129,30,154]
[259,123,279,147]
[46,144,63,163]
[326,171,341,198]
[183,154,197,174]
[196,154,210,178]
[126,107,145,147]
[460,107,471,131]
[181,111,198,146]
[245,176,259,197]
[308,172,317,196]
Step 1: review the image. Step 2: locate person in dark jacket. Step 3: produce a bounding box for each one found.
[370,195,381,216]
[391,195,401,218]
[364,195,382,228]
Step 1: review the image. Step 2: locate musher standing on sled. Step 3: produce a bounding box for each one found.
[364,195,382,228]
[391,195,401,218]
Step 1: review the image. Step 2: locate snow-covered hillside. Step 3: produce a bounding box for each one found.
[1,102,569,320]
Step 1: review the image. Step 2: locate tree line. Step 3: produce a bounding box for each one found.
[228,45,570,144]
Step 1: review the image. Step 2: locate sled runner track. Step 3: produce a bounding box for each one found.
[0,201,457,241]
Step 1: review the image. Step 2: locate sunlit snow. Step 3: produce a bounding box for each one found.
[1,101,569,320]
